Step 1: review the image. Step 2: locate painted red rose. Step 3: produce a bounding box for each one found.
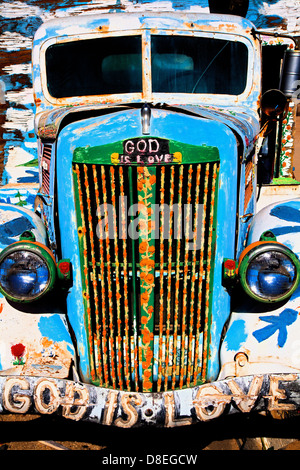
[11,343,25,358]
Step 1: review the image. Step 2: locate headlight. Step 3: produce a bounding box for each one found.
[238,242,300,303]
[0,242,57,302]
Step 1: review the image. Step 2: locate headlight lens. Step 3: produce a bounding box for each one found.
[239,242,300,303]
[0,242,56,302]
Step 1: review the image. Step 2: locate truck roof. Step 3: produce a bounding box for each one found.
[32,10,260,116]
[33,11,255,43]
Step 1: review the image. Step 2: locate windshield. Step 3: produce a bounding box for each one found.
[45,34,248,99]
[45,35,142,98]
[151,35,248,95]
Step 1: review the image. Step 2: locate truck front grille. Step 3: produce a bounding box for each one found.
[73,162,219,392]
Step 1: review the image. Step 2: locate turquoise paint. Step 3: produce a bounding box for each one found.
[225,319,248,352]
[57,105,240,383]
[38,315,74,354]
[36,10,260,385]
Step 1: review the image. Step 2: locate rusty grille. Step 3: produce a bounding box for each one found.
[73,162,219,392]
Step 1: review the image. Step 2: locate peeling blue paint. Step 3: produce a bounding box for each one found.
[225,319,247,352]
[38,315,74,354]
[0,0,299,418]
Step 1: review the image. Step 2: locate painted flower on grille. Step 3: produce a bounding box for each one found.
[144,273,154,285]
[141,292,150,304]
[147,306,154,315]
[149,175,156,185]
[140,258,155,269]
[139,241,148,254]
[137,168,157,392]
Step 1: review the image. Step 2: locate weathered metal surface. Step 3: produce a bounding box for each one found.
[56,105,237,385]
[1,373,300,428]
[0,1,300,434]
[72,159,219,392]
[0,202,46,248]
[32,11,261,114]
[220,198,300,380]
[0,295,75,378]
[1,1,299,189]
[0,197,76,379]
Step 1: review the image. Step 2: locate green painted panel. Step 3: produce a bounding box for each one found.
[73,137,219,165]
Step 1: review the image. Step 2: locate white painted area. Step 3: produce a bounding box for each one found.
[3,108,34,133]
[6,89,34,106]
[260,0,300,32]
[5,146,34,167]
[0,1,42,18]
[6,89,34,107]
[40,0,300,34]
[0,31,32,51]
[24,141,37,149]
[3,146,37,184]
[2,64,32,75]
[256,185,300,213]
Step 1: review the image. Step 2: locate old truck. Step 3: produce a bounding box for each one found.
[0,2,300,428]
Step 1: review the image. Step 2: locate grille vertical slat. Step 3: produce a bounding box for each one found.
[193,163,210,384]
[73,161,219,392]
[187,164,201,387]
[101,165,117,388]
[119,166,131,391]
[93,164,109,386]
[157,166,165,391]
[179,165,193,388]
[74,164,96,381]
[163,166,175,392]
[201,162,218,381]
[110,167,124,390]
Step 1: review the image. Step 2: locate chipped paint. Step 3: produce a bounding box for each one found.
[224,319,248,352]
[0,297,75,379]
[0,1,300,428]
[32,12,261,113]
[220,198,300,380]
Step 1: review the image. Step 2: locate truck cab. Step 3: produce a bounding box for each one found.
[0,9,299,427]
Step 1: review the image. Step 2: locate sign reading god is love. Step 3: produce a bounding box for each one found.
[111,138,182,165]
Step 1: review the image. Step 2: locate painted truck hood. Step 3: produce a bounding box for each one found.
[37,103,259,158]
[55,105,243,383]
[220,198,300,381]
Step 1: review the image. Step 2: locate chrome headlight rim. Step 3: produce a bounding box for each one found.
[0,241,57,303]
[238,242,300,303]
